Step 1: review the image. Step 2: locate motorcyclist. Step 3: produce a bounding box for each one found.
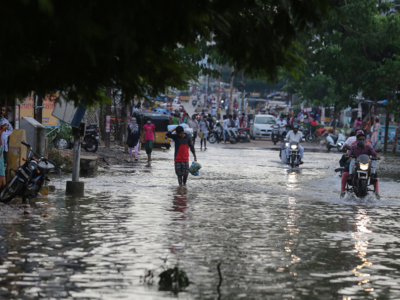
[340,133,380,199]
[279,124,292,159]
[277,115,287,136]
[285,124,304,164]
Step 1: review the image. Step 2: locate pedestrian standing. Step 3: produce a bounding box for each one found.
[166,126,197,187]
[143,118,156,162]
[199,115,210,150]
[217,107,222,120]
[127,117,140,162]
[187,115,199,146]
[0,107,13,166]
[371,118,381,147]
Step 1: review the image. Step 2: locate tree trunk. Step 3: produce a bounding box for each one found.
[229,66,234,115]
[99,103,105,142]
[113,96,119,142]
[332,103,337,132]
[383,93,391,154]
[241,70,245,114]
[217,65,221,107]
[392,120,399,154]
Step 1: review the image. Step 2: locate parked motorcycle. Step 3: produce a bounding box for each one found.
[0,141,57,204]
[53,124,99,153]
[237,127,250,143]
[208,122,223,144]
[302,127,316,142]
[326,130,346,152]
[83,123,100,153]
[345,155,378,198]
[226,127,239,144]
[271,125,280,145]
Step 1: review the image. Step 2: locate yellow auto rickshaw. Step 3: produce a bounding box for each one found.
[134,111,171,149]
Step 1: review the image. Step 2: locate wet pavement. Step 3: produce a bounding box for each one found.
[1,147,400,299]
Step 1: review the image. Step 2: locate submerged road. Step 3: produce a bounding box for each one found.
[0,145,400,299]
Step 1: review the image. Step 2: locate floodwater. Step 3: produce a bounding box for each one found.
[1,147,400,299]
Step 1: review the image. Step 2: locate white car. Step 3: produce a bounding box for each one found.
[249,114,276,140]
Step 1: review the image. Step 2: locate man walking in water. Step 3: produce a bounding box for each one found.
[167,126,197,187]
[187,114,199,146]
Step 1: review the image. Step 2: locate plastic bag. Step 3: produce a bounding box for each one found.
[189,161,202,176]
[198,131,203,139]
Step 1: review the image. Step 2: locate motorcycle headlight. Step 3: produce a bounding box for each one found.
[285,143,290,147]
[27,161,38,171]
[291,145,298,150]
[360,163,369,171]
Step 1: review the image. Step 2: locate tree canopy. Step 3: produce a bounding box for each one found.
[284,0,400,118]
[0,0,334,104]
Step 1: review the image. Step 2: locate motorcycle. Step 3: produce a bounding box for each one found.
[226,127,239,144]
[271,125,280,145]
[326,130,346,152]
[52,124,99,153]
[192,100,197,107]
[237,127,250,143]
[302,127,316,142]
[0,141,57,204]
[208,122,223,144]
[83,123,100,153]
[345,155,378,198]
[281,139,305,168]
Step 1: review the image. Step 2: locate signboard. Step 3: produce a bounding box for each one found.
[20,91,59,126]
[106,116,111,132]
[51,94,86,128]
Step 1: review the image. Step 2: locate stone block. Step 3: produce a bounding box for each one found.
[66,181,84,196]
[80,156,98,177]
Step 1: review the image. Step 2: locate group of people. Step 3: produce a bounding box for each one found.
[126,117,155,163]
[0,106,13,189]
[353,117,381,147]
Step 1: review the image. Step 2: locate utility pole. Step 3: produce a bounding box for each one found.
[33,93,43,124]
[217,65,221,108]
[105,87,112,148]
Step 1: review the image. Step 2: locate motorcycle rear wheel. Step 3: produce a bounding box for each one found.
[208,134,217,144]
[229,138,238,144]
[0,177,23,204]
[84,136,99,153]
[306,134,316,143]
[54,138,70,150]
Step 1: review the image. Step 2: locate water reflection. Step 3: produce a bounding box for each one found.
[0,149,399,299]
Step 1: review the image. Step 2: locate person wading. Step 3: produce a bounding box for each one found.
[142,118,156,162]
[199,115,210,150]
[167,126,197,187]
[127,117,140,162]
[187,114,199,146]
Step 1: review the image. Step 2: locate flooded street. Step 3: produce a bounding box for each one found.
[1,147,400,299]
